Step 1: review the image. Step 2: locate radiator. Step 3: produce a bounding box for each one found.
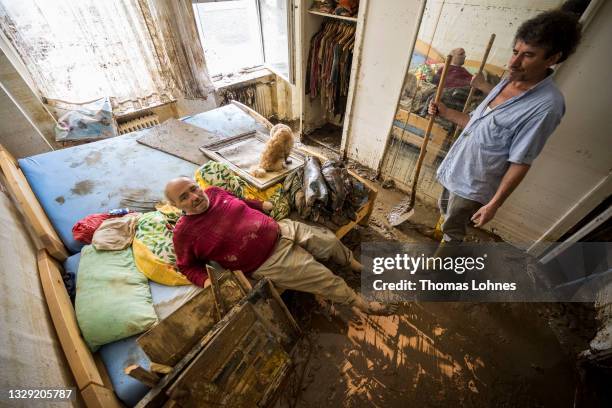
[219,82,275,119]
[117,113,160,135]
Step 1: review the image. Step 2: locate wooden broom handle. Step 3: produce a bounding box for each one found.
[452,33,496,139]
[408,54,453,206]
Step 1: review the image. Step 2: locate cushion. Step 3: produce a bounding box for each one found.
[75,245,158,351]
[132,207,191,286]
[194,161,290,220]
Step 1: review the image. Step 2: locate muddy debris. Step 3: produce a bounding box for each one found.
[70,180,95,195]
[382,178,395,189]
[273,173,598,408]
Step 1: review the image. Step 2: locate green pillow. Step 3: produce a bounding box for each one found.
[75,245,158,351]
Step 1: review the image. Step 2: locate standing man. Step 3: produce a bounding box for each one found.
[429,10,581,242]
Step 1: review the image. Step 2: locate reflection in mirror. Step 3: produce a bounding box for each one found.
[380,0,586,206]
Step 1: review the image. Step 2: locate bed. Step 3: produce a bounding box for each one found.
[0,102,377,407]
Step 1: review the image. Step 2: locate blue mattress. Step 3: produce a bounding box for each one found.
[409,51,427,70]
[65,253,199,406]
[18,104,266,254]
[18,133,197,254]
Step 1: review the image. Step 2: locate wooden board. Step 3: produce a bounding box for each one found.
[137,272,244,367]
[394,108,449,147]
[391,125,444,165]
[81,383,122,408]
[0,145,68,261]
[37,250,103,390]
[464,60,506,77]
[230,100,273,131]
[167,303,291,408]
[137,118,224,165]
[136,279,299,408]
[136,303,247,408]
[392,108,450,166]
[37,249,122,407]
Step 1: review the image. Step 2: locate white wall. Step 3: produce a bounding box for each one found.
[418,0,562,68]
[491,0,612,252]
[343,0,426,170]
[0,46,57,157]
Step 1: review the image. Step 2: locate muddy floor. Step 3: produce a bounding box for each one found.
[275,139,599,408]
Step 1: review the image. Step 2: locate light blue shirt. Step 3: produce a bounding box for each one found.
[436,73,565,204]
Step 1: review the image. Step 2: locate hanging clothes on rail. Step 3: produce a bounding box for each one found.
[306,21,355,121]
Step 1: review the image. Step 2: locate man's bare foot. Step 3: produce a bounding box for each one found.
[349,258,363,273]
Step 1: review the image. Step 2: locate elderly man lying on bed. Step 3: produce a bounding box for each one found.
[165,177,394,315]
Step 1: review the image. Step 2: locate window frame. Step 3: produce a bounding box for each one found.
[193,0,295,84]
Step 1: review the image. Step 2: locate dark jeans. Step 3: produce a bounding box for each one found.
[438,188,483,242]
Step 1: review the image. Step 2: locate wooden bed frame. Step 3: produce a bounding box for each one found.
[0,145,122,407]
[0,104,377,407]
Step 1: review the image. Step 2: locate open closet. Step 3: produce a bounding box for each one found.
[297,0,366,154]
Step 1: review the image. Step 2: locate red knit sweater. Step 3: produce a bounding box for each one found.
[173,187,279,286]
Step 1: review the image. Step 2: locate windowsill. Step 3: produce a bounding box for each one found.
[114,100,177,121]
[213,67,275,91]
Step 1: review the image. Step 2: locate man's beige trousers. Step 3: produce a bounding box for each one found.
[252,219,358,305]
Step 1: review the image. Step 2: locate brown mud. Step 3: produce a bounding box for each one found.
[276,139,597,408]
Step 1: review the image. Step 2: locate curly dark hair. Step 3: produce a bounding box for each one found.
[514,10,582,63]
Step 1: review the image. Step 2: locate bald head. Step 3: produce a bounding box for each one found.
[450,48,466,66]
[165,177,209,214]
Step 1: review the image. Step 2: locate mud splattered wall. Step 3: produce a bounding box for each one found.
[418,0,564,69]
[0,87,50,157]
[0,46,56,157]
[344,0,426,170]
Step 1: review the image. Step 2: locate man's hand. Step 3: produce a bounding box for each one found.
[471,203,499,227]
[470,73,494,94]
[428,100,470,128]
[474,163,530,228]
[262,201,274,213]
[470,73,486,90]
[428,100,448,118]
[203,278,211,288]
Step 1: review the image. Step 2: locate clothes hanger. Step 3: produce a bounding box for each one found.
[340,24,354,46]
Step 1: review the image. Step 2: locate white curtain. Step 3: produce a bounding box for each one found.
[0,0,214,114]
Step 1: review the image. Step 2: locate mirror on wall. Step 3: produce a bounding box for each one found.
[380,0,587,203]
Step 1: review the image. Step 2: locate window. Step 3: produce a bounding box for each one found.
[0,0,178,110]
[193,0,294,83]
[193,1,263,77]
